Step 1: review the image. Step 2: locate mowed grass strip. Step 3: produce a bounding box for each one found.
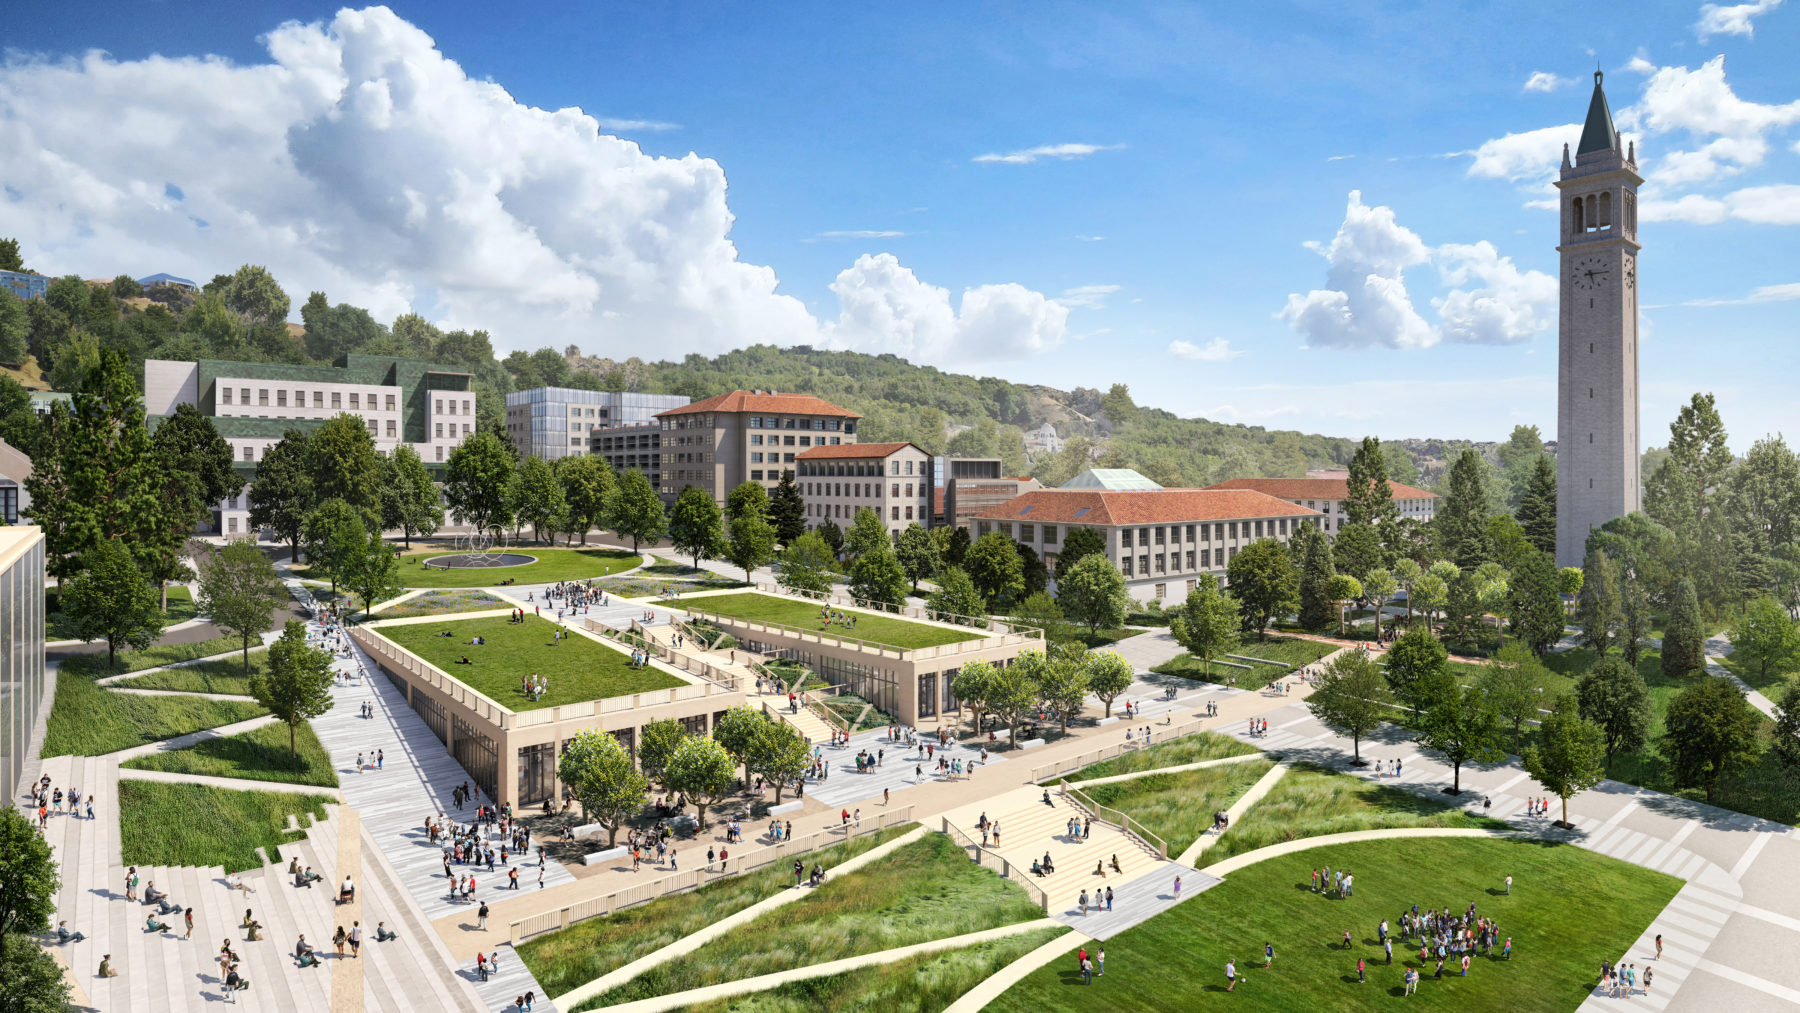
[987,837,1679,1013]
[1212,763,1514,862]
[574,832,1047,1010]
[1154,635,1334,691]
[56,634,247,680]
[393,547,640,588]
[379,614,684,708]
[518,825,916,997]
[43,668,268,758]
[121,720,340,788]
[115,649,270,696]
[118,779,335,874]
[1062,731,1261,783]
[657,592,985,651]
[1076,759,1276,853]
[671,925,1069,1013]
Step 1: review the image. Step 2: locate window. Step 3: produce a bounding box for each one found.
[366,420,377,435]
[1121,529,1134,548]
[1155,583,1167,601]
[751,470,764,481]
[462,424,470,436]
[784,435,795,446]
[1156,554,1166,573]
[905,483,913,497]
[1021,524,1035,542]
[1214,523,1223,540]
[1229,522,1239,539]
[276,390,287,407]
[750,435,762,445]
[799,436,811,447]
[257,389,268,406]
[749,416,762,428]
[784,453,794,462]
[222,387,233,405]
[436,446,444,461]
[349,393,360,410]
[905,461,914,475]
[242,446,254,462]
[1187,551,1196,569]
[784,418,796,429]
[386,420,396,437]
[331,392,342,408]
[435,423,444,438]
[1138,554,1149,575]
[891,506,900,520]
[1155,527,1165,544]
[462,400,471,414]
[313,391,323,407]
[1279,519,1289,535]
[1255,520,1264,538]
[905,506,913,520]
[240,387,249,404]
[1123,557,1134,576]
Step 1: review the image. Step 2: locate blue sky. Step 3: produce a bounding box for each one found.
[3,1,1797,449]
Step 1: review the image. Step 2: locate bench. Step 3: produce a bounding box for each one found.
[581,846,628,867]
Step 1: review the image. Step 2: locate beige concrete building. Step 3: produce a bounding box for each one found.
[590,423,671,497]
[975,488,1322,605]
[797,442,933,541]
[1203,477,1437,535]
[0,439,30,526]
[654,390,861,506]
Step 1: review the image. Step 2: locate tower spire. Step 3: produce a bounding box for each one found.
[1577,70,1620,156]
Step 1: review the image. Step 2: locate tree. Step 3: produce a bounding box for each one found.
[669,486,726,570]
[848,541,909,608]
[1344,437,1398,533]
[609,470,668,551]
[726,511,778,585]
[302,301,385,361]
[711,705,768,786]
[1558,567,1585,601]
[817,518,846,559]
[1728,434,1800,552]
[197,537,284,673]
[142,403,234,605]
[0,932,72,1013]
[747,719,810,803]
[307,413,384,529]
[1034,645,1091,733]
[1621,574,1652,669]
[0,289,29,366]
[1016,542,1050,598]
[343,527,403,618]
[1332,522,1381,583]
[557,730,647,847]
[512,457,567,545]
[1057,551,1129,636]
[61,538,165,667]
[220,264,291,323]
[1436,448,1494,568]
[1361,568,1398,619]
[1773,682,1800,775]
[248,429,314,562]
[638,718,689,788]
[1521,694,1607,827]
[0,801,58,938]
[1409,573,1448,633]
[843,507,888,562]
[1384,627,1450,719]
[1392,558,1422,627]
[1307,650,1393,763]
[1734,595,1800,680]
[1170,576,1241,678]
[1480,643,1547,754]
[966,531,1026,610]
[952,660,997,737]
[1010,592,1074,647]
[1659,676,1760,803]
[1100,383,1138,428]
[555,454,613,545]
[987,653,1045,748]
[1575,549,1622,656]
[1327,574,1363,637]
[769,470,806,546]
[302,499,366,595]
[1225,539,1299,639]
[251,619,335,761]
[1054,527,1106,581]
[380,444,443,549]
[725,480,769,525]
[929,566,988,626]
[1415,681,1503,793]
[0,237,21,272]
[1661,577,1706,679]
[0,375,38,457]
[1517,456,1558,555]
[1576,656,1653,771]
[1084,650,1134,719]
[895,523,941,592]
[664,735,734,828]
[944,525,970,568]
[444,431,516,539]
[1507,549,1566,656]
[775,531,835,597]
[1297,526,1338,631]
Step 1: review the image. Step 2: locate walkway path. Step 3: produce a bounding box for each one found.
[1174,760,1289,866]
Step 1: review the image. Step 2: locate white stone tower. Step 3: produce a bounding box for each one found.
[1555,71,1642,567]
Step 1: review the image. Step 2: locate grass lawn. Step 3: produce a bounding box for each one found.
[56,634,245,680]
[1153,636,1336,691]
[673,925,1068,1013]
[1073,628,1146,649]
[1076,759,1276,853]
[821,693,893,732]
[377,589,508,619]
[118,780,335,874]
[1063,731,1261,783]
[986,837,1679,1013]
[377,614,684,708]
[389,547,640,588]
[48,583,200,641]
[655,592,986,652]
[1233,636,1337,669]
[43,664,268,758]
[518,825,916,997]
[574,832,1047,1010]
[120,720,339,788]
[1213,763,1517,863]
[115,650,269,696]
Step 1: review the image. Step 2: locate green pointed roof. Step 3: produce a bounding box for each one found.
[1577,71,1620,156]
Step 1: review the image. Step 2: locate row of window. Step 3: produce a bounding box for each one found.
[746,416,845,431]
[222,387,398,411]
[1121,549,1228,576]
[748,434,845,447]
[237,438,459,464]
[434,422,472,439]
[434,398,471,416]
[802,481,923,500]
[796,458,917,477]
[749,452,801,464]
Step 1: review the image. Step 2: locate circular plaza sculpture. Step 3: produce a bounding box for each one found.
[424,531,536,569]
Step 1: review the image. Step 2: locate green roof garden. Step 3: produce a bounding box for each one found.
[655,592,987,651]
[376,614,684,709]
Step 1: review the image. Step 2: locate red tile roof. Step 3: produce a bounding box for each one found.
[796,442,920,460]
[973,489,1322,526]
[655,390,862,419]
[1204,477,1437,500]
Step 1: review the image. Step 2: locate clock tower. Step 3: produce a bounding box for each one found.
[1555,70,1642,567]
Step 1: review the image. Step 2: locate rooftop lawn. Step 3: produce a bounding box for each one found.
[377,613,684,708]
[387,546,641,588]
[376,588,509,618]
[988,836,1678,1013]
[655,592,986,651]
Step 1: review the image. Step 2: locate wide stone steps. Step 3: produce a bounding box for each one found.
[976,791,1164,909]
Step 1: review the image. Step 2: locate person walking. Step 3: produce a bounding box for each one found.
[1105,886,1114,911]
[477,901,489,931]
[1655,933,1662,960]
[1357,957,1366,983]
[1505,874,1512,895]
[1225,959,1237,991]
[348,921,362,957]
[1265,942,1275,968]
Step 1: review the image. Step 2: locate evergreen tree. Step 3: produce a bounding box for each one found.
[1507,548,1566,656]
[1344,436,1398,529]
[768,470,806,546]
[1054,526,1107,580]
[945,525,970,568]
[147,402,235,605]
[1017,541,1050,597]
[1575,549,1622,656]
[609,470,668,551]
[1297,525,1337,631]
[1517,456,1557,554]
[1435,448,1494,568]
[1442,571,1483,651]
[248,429,314,562]
[61,537,166,667]
[1621,574,1651,669]
[1731,528,1774,608]
[1661,577,1706,678]
[1332,522,1382,582]
[816,518,845,558]
[668,486,726,570]
[1774,683,1800,775]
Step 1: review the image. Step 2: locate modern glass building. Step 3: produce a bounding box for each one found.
[504,387,690,461]
[0,526,47,803]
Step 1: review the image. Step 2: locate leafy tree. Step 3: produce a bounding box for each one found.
[380,444,444,549]
[1479,643,1547,753]
[725,480,769,525]
[1100,383,1138,428]
[556,730,646,847]
[0,804,59,936]
[944,525,970,568]
[248,429,315,562]
[307,413,384,529]
[0,288,27,366]
[1361,567,1398,619]
[1392,557,1422,627]
[711,705,769,786]
[748,718,811,803]
[1332,522,1381,582]
[1297,525,1337,631]
[1661,577,1706,679]
[609,470,668,551]
[1084,650,1134,718]
[769,470,806,546]
[512,456,567,544]
[1576,656,1653,771]
[1486,514,1534,571]
[1327,574,1363,637]
[1057,551,1129,635]
[1054,526,1106,580]
[197,537,284,673]
[637,718,689,788]
[1170,575,1240,678]
[1035,644,1091,732]
[1773,682,1800,775]
[1734,595,1800,681]
[0,932,71,1013]
[817,518,846,559]
[1659,676,1760,803]
[726,511,778,585]
[1414,680,1504,793]
[1517,456,1557,555]
[0,237,21,272]
[302,499,365,595]
[1307,650,1393,763]
[1575,550,1622,656]
[894,523,940,591]
[343,527,403,618]
[1436,448,1494,568]
[0,375,38,456]
[952,659,997,736]
[987,652,1045,748]
[1727,434,1800,552]
[928,566,988,626]
[147,402,235,605]
[220,264,291,323]
[61,537,166,667]
[556,453,613,545]
[844,506,889,562]
[775,531,836,597]
[444,431,516,539]
[664,735,735,828]
[966,531,1026,610]
[1507,549,1566,656]
[1384,626,1450,719]
[303,301,386,361]
[1521,694,1606,827]
[252,619,335,761]
[848,541,909,608]
[1621,575,1651,669]
[1225,538,1299,639]
[1010,592,1074,647]
[669,486,726,570]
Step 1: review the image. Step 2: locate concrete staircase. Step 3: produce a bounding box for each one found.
[970,787,1165,911]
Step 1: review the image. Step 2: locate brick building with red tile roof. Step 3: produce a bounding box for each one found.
[1203,477,1436,534]
[651,389,861,504]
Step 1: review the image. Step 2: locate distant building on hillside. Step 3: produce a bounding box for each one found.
[136,273,197,291]
[1023,422,1062,455]
[0,270,48,302]
[504,387,689,462]
[1203,477,1437,534]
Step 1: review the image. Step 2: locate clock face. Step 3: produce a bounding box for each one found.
[1571,255,1611,291]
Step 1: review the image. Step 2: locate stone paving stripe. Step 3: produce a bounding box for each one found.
[1695,958,1800,1005]
[1728,832,1771,880]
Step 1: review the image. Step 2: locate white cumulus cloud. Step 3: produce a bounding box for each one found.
[823,253,1069,363]
[1168,338,1242,362]
[972,143,1123,165]
[1524,71,1574,93]
[1432,242,1558,345]
[1464,124,1581,182]
[1695,0,1784,39]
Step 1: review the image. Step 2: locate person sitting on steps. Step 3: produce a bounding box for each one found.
[145,913,171,934]
[375,922,397,942]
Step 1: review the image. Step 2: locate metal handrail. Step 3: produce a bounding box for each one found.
[1061,781,1170,859]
